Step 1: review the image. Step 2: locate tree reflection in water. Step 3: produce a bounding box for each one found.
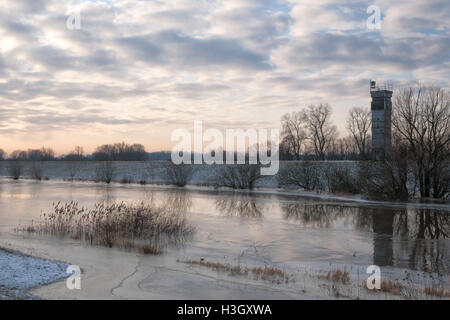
[163,190,193,214]
[282,201,350,228]
[281,201,449,274]
[215,196,263,218]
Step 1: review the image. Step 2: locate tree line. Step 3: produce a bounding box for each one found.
[280,104,371,160]
[0,142,148,161]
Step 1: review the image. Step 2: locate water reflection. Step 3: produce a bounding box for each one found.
[281,202,449,273]
[371,209,395,268]
[215,196,263,218]
[399,209,449,274]
[163,190,192,214]
[0,180,448,275]
[90,186,193,214]
[95,185,115,203]
[282,201,350,228]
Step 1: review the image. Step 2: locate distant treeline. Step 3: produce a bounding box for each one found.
[0,146,280,162]
[0,143,171,161]
[0,142,377,162]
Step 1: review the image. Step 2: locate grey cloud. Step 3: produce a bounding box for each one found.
[171,83,230,99]
[8,0,50,14]
[27,45,75,71]
[279,32,450,74]
[22,44,119,73]
[0,79,149,102]
[0,106,166,133]
[118,31,271,70]
[211,5,292,51]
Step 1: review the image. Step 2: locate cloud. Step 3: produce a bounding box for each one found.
[117,31,271,71]
[0,0,448,153]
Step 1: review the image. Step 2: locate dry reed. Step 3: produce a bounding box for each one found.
[22,201,194,254]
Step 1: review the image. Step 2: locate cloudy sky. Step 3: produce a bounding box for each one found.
[0,0,448,154]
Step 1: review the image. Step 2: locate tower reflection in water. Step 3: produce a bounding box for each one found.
[282,201,449,274]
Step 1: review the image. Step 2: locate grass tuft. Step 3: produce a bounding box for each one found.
[423,286,450,298]
[182,259,293,283]
[318,268,350,285]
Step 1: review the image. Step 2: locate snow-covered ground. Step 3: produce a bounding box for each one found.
[0,248,69,299]
[0,160,357,188]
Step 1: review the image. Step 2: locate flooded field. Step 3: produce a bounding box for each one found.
[0,179,449,299]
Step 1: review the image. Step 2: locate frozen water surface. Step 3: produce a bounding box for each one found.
[0,178,448,299]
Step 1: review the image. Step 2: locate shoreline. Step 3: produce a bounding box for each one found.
[2,176,449,211]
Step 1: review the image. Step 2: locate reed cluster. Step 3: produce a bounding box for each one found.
[25,201,194,253]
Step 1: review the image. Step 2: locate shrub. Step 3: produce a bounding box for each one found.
[7,161,22,180]
[165,163,193,187]
[30,164,44,181]
[96,161,116,184]
[325,165,359,195]
[431,161,450,199]
[120,176,133,184]
[278,161,323,191]
[217,164,262,190]
[68,163,78,181]
[358,148,411,201]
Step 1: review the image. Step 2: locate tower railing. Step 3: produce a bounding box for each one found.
[370,81,393,92]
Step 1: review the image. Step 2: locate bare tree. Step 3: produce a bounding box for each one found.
[358,144,412,200]
[218,164,262,190]
[9,150,27,160]
[326,136,359,160]
[31,164,44,181]
[324,165,359,195]
[63,146,85,161]
[347,107,371,159]
[93,142,147,161]
[278,161,323,191]
[0,149,6,160]
[304,104,337,160]
[165,163,193,187]
[392,85,450,198]
[8,161,22,180]
[96,162,116,184]
[73,146,84,157]
[68,163,79,181]
[27,147,55,161]
[280,112,307,159]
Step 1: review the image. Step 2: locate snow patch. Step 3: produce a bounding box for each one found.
[0,248,69,299]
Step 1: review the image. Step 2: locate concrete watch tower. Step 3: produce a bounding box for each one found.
[370,80,393,160]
